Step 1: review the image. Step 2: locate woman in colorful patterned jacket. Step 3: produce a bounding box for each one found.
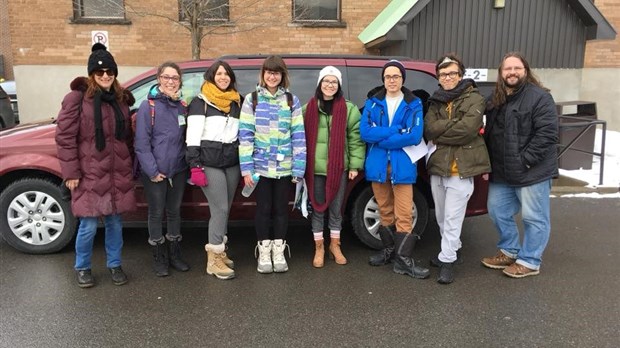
[302,66,365,268]
[238,55,306,274]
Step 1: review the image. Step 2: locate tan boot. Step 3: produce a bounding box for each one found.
[221,236,234,269]
[313,239,325,268]
[329,238,347,265]
[205,244,235,280]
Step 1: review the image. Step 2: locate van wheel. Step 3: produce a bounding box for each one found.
[0,178,76,254]
[351,185,429,250]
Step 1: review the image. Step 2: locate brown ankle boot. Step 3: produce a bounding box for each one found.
[313,239,325,268]
[329,238,347,265]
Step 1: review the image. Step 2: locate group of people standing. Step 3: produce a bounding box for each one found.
[55,44,557,288]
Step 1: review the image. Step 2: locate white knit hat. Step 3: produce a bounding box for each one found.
[317,66,342,87]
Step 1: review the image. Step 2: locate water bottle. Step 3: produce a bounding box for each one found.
[241,173,260,197]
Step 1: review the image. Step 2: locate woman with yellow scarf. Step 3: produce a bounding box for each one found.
[186,60,241,280]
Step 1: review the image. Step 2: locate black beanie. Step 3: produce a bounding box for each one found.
[87,43,118,77]
[381,60,406,83]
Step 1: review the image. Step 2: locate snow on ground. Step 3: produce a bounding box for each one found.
[557,129,620,198]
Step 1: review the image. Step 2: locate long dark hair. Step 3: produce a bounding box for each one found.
[314,81,343,112]
[204,60,237,91]
[491,52,547,108]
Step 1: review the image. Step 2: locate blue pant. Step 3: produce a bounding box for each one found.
[74,214,123,270]
[487,180,552,270]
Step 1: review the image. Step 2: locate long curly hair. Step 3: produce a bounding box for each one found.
[490,52,547,109]
[86,75,126,102]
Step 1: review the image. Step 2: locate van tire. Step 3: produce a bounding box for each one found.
[0,178,76,254]
[351,185,429,250]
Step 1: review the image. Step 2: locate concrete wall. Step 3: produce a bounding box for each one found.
[14,65,150,123]
[580,68,620,131]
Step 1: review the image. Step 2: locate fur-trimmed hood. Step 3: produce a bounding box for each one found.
[69,76,135,106]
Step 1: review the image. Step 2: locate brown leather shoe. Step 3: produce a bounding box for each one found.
[503,263,540,278]
[481,251,515,269]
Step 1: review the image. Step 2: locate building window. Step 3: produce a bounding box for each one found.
[72,0,126,21]
[179,0,230,23]
[293,0,340,22]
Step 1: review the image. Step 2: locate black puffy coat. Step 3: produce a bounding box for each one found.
[485,83,559,187]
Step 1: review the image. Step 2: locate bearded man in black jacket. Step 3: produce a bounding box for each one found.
[481,52,558,278]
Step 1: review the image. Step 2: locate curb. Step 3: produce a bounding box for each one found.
[551,175,619,195]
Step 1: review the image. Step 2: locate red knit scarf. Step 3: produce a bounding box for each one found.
[304,96,347,212]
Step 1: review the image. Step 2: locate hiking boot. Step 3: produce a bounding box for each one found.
[151,242,169,277]
[437,262,455,284]
[109,266,128,286]
[76,269,95,288]
[368,225,395,266]
[255,240,273,274]
[272,239,290,273]
[430,250,463,267]
[481,251,516,269]
[503,263,540,278]
[205,243,235,280]
[168,240,190,272]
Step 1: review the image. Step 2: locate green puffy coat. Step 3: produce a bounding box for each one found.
[302,100,366,176]
[424,86,491,178]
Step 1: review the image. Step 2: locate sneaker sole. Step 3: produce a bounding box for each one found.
[77,282,95,288]
[503,269,540,278]
[481,261,512,270]
[273,267,288,273]
[207,271,235,280]
[257,267,273,274]
[112,280,128,286]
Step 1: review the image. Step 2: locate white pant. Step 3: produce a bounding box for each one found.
[431,175,474,263]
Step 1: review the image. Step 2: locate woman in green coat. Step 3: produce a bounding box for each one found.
[303,66,366,268]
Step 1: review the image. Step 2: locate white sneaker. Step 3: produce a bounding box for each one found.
[272,239,290,273]
[255,240,273,273]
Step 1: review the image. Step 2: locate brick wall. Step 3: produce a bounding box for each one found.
[0,0,13,79]
[7,0,388,68]
[585,0,620,67]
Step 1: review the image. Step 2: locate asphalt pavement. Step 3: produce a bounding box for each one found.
[0,196,619,347]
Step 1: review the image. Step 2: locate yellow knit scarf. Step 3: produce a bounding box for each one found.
[201,82,240,114]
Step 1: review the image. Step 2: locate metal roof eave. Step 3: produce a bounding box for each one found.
[567,0,616,40]
[358,0,430,49]
[360,0,616,49]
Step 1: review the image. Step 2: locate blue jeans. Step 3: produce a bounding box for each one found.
[74,214,123,270]
[487,180,552,270]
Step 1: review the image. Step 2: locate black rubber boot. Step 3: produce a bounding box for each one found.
[437,262,455,284]
[152,242,169,277]
[392,231,430,279]
[168,240,190,272]
[76,269,95,288]
[430,249,463,267]
[369,225,396,266]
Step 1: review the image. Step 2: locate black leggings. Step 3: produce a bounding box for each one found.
[254,176,292,240]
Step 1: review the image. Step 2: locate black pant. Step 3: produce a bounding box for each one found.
[254,176,292,240]
[140,170,187,243]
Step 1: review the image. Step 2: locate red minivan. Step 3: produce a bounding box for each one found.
[0,55,489,254]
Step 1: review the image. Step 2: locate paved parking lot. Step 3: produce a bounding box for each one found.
[0,196,618,347]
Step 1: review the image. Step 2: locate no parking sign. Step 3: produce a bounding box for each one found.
[91,31,109,49]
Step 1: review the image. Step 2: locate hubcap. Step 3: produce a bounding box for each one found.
[6,190,66,246]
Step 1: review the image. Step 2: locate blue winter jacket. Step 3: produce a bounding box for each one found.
[134,85,188,179]
[360,87,424,184]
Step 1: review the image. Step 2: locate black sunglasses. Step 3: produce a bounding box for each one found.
[94,69,115,77]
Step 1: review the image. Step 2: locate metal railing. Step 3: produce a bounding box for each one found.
[557,115,606,186]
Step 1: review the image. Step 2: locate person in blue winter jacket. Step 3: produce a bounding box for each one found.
[360,60,430,280]
[134,61,190,277]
